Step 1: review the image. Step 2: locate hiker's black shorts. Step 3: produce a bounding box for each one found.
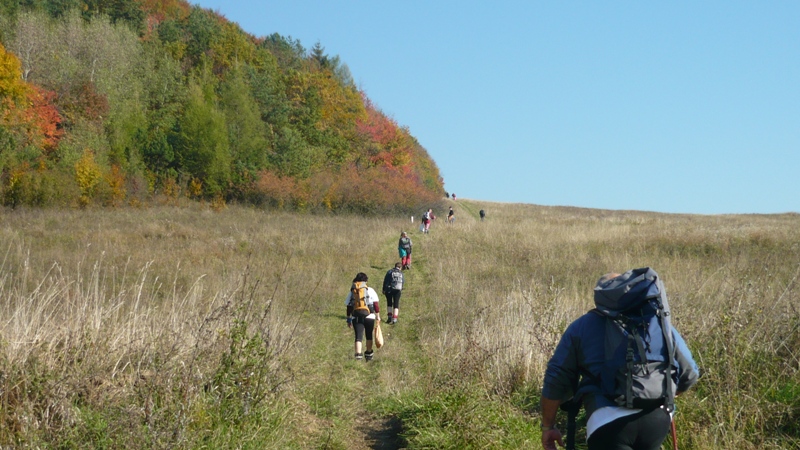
[588,406,671,450]
[385,289,402,310]
[352,315,375,343]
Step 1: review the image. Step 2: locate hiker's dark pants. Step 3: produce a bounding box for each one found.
[352,315,375,343]
[385,289,402,310]
[588,407,671,450]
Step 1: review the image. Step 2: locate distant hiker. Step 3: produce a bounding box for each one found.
[398,231,413,269]
[382,262,404,324]
[345,272,381,361]
[479,209,485,221]
[447,206,455,224]
[422,208,435,234]
[541,268,700,450]
[452,193,456,200]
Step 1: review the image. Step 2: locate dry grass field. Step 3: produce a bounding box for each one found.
[0,202,798,449]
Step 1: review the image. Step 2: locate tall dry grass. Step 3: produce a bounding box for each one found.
[1,203,798,448]
[0,205,402,448]
[416,203,800,449]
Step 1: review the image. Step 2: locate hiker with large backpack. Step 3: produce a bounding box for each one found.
[398,231,413,269]
[382,262,404,324]
[540,268,700,450]
[345,272,382,361]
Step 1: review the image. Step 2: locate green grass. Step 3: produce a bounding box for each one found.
[0,203,799,448]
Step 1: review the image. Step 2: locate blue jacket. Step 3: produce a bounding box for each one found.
[542,310,700,417]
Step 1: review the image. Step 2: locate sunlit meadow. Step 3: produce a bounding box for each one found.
[1,203,798,449]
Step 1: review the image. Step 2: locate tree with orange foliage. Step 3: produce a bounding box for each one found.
[21,85,64,154]
[1,41,64,155]
[355,94,416,175]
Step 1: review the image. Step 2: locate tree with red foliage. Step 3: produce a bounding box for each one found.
[21,85,64,154]
[356,94,409,169]
[1,43,63,156]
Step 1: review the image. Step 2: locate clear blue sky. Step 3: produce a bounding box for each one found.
[192,1,799,215]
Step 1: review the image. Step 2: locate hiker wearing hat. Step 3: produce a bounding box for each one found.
[398,231,412,269]
[382,262,404,324]
[540,268,700,450]
[345,272,381,361]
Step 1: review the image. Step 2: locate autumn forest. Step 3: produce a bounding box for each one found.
[0,0,445,212]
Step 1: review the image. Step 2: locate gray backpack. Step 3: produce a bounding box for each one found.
[390,269,403,290]
[593,267,677,412]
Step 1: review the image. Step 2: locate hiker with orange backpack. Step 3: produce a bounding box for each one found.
[540,268,699,450]
[345,272,381,361]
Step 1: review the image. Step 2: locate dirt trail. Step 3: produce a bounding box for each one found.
[299,225,442,449]
[354,414,404,450]
[345,226,443,450]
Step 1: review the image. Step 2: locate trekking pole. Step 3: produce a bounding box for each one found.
[565,405,577,450]
[670,419,678,450]
[559,399,579,450]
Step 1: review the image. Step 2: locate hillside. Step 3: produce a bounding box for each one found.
[1,201,798,448]
[0,0,443,212]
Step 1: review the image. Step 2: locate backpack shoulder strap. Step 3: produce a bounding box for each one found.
[656,289,676,412]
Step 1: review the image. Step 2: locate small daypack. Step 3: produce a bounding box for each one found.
[593,268,677,412]
[422,211,430,221]
[351,281,371,317]
[390,269,403,290]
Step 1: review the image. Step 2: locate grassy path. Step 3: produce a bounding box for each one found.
[293,220,439,449]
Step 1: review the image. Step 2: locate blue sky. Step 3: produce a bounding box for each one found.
[192,1,799,215]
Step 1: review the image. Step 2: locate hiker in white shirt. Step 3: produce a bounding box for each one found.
[345,272,381,361]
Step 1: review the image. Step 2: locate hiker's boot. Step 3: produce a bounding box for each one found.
[355,353,363,360]
[364,350,374,361]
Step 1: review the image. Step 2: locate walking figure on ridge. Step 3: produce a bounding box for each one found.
[421,208,435,234]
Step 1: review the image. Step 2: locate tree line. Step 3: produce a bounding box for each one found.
[0,0,444,212]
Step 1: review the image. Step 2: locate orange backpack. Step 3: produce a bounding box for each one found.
[351,281,371,316]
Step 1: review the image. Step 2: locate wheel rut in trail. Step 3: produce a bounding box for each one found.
[355,413,404,450]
